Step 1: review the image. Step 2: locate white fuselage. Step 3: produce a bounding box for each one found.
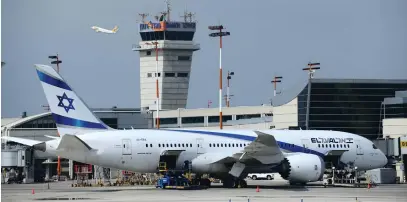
[44,129,387,174]
[91,26,115,34]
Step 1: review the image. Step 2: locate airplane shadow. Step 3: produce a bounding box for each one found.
[210,184,310,191]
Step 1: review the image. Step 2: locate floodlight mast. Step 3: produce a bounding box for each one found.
[208,25,230,129]
[302,62,321,130]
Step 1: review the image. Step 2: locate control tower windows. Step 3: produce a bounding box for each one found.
[147,73,152,77]
[165,73,175,77]
[178,56,190,61]
[178,73,188,77]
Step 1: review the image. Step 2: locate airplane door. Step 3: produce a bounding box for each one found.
[122,139,132,155]
[301,139,309,153]
[196,138,205,154]
[356,140,363,155]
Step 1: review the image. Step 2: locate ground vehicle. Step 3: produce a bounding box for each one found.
[247,173,274,180]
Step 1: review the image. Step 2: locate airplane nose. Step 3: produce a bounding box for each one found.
[380,151,388,167]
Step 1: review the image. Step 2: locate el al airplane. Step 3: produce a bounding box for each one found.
[91,25,118,34]
[2,64,387,188]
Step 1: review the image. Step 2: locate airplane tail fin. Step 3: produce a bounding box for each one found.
[34,64,114,136]
[112,26,119,33]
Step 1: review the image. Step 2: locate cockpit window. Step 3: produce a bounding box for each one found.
[372,144,378,149]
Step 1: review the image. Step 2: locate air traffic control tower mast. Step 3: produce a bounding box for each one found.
[133,11,200,112]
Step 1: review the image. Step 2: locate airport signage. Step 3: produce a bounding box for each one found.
[140,22,196,32]
[400,136,407,155]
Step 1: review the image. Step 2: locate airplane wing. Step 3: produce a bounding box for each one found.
[1,136,43,146]
[56,135,94,152]
[207,130,285,165]
[45,135,59,139]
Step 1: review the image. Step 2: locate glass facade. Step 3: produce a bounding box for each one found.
[298,81,407,139]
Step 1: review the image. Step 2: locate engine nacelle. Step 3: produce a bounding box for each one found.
[191,152,229,174]
[278,153,325,183]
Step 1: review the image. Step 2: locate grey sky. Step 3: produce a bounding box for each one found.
[2,0,407,118]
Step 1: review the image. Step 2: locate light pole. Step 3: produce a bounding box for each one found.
[48,54,62,180]
[226,71,234,107]
[271,76,283,97]
[302,62,320,130]
[209,25,230,129]
[145,41,160,129]
[49,54,62,73]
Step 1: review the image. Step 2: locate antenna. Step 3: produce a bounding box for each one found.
[186,12,196,22]
[165,0,171,21]
[138,13,149,23]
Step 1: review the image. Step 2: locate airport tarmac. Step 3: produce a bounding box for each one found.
[2,180,406,202]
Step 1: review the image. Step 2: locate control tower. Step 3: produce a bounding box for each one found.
[133,8,200,112]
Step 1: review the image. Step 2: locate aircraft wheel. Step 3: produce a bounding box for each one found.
[239,179,247,188]
[222,178,236,188]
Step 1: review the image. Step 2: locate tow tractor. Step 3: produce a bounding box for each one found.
[155,162,208,190]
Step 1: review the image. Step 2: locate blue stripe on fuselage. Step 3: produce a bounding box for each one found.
[164,129,325,158]
[36,69,72,91]
[52,113,107,129]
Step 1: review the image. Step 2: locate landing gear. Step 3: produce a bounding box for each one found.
[199,178,211,188]
[222,175,247,188]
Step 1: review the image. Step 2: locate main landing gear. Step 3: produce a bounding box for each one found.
[222,175,248,188]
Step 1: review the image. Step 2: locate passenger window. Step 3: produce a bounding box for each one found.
[197,144,200,147]
[329,144,331,148]
[240,144,243,147]
[166,144,169,147]
[322,144,324,148]
[124,144,126,148]
[217,143,219,147]
[150,144,153,147]
[182,144,185,147]
[158,144,161,147]
[333,144,335,148]
[232,144,235,147]
[209,143,212,147]
[178,144,181,147]
[146,144,148,147]
[228,143,231,147]
[190,144,192,147]
[318,144,320,148]
[221,144,223,147]
[325,144,328,148]
[244,144,246,147]
[186,144,188,147]
[170,144,173,147]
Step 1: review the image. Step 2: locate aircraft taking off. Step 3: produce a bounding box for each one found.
[2,64,388,188]
[91,25,118,34]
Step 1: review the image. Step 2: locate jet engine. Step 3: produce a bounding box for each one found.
[190,152,229,174]
[278,153,325,183]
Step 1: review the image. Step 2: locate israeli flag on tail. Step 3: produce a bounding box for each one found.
[34,64,114,136]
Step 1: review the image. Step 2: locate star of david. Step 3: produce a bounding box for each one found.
[57,92,75,113]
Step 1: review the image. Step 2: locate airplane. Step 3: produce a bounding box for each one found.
[2,64,388,188]
[91,25,118,34]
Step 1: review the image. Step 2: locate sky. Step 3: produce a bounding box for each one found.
[1,0,407,118]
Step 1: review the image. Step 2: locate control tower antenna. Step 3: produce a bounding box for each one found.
[165,0,171,21]
[181,10,196,23]
[139,13,149,23]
